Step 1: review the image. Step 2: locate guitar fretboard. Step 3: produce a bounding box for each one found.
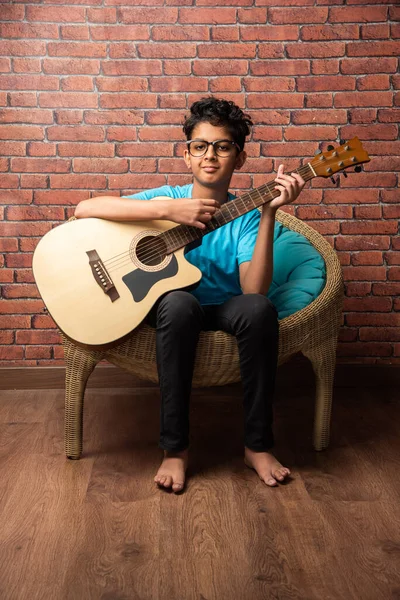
[162,163,314,253]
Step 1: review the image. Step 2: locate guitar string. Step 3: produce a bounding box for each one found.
[105,165,312,274]
[103,165,311,268]
[103,165,312,273]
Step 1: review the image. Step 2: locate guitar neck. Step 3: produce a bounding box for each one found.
[163,163,315,253]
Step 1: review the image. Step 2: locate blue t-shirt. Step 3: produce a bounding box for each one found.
[123,184,261,305]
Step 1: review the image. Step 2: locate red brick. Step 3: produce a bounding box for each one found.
[102,60,161,76]
[34,190,88,205]
[26,6,85,22]
[129,159,157,173]
[0,270,14,283]
[244,78,295,92]
[163,61,191,76]
[311,60,340,75]
[0,332,13,345]
[337,342,392,357]
[90,26,149,41]
[248,94,303,109]
[238,8,267,23]
[0,40,46,57]
[152,25,209,41]
[0,300,43,314]
[353,205,382,220]
[60,77,93,93]
[297,206,352,220]
[292,109,346,125]
[119,8,178,23]
[211,26,240,42]
[2,284,41,299]
[0,109,53,125]
[179,8,236,23]
[250,59,309,76]
[108,43,137,59]
[347,313,400,327]
[1,75,56,93]
[11,158,71,173]
[285,125,338,140]
[341,221,398,235]
[7,206,64,221]
[48,42,107,58]
[50,175,107,189]
[383,205,400,219]
[0,5,25,19]
[87,8,117,23]
[74,158,128,173]
[85,110,144,125]
[298,76,355,92]
[342,266,387,282]
[104,127,137,142]
[6,254,33,268]
[58,143,115,157]
[331,6,388,22]
[341,58,397,75]
[345,282,372,296]
[0,238,18,252]
[27,142,56,157]
[388,268,400,282]
[12,58,41,73]
[384,252,400,266]
[32,314,57,328]
[149,78,208,92]
[9,92,37,107]
[47,126,104,142]
[324,189,378,204]
[60,26,90,41]
[0,174,19,188]
[305,94,333,108]
[0,346,24,360]
[349,108,377,124]
[43,58,100,75]
[16,330,61,344]
[95,78,147,92]
[108,174,167,189]
[286,42,345,58]
[100,94,157,109]
[343,297,392,312]
[0,125,43,140]
[269,7,327,23]
[301,25,359,41]
[0,316,30,329]
[347,42,400,57]
[336,236,390,251]
[15,269,35,283]
[360,328,400,342]
[0,23,59,39]
[39,93,98,109]
[25,346,52,359]
[54,110,83,125]
[159,95,186,109]
[378,109,400,123]
[210,78,242,93]
[351,252,383,266]
[0,190,32,204]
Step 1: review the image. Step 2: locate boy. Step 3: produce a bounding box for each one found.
[75,97,306,493]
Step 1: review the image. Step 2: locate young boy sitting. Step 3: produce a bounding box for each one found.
[75,96,306,493]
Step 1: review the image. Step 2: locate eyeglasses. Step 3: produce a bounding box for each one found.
[186,139,241,158]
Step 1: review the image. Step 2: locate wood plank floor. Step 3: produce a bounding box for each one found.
[0,383,399,600]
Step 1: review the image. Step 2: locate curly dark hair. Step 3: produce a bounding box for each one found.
[182,96,253,152]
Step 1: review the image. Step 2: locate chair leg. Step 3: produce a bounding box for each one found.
[62,337,104,460]
[302,337,338,452]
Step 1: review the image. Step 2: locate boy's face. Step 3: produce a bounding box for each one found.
[183,121,246,191]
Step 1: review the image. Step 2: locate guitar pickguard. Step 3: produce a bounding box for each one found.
[122,255,179,302]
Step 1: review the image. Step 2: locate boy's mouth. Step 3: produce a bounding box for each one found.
[202,167,219,172]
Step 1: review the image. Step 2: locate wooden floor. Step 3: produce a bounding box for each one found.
[0,383,399,600]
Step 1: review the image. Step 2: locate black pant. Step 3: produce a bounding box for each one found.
[145,291,279,453]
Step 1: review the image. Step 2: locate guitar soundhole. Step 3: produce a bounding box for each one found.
[136,235,167,267]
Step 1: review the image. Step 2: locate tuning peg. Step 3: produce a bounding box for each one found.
[354,166,362,173]
[327,145,334,151]
[331,176,339,185]
[340,139,346,145]
[342,170,348,178]
[314,148,322,155]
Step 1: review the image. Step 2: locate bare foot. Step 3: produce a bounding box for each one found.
[244,447,291,487]
[154,448,189,493]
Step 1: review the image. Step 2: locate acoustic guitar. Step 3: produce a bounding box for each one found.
[32,137,370,347]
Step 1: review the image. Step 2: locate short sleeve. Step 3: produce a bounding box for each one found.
[236,210,260,265]
[121,185,176,201]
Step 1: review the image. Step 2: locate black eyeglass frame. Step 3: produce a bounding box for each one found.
[186,139,241,157]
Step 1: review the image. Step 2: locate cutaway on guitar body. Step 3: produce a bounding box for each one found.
[32,217,202,347]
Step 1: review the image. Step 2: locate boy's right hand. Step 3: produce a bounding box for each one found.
[165,198,220,230]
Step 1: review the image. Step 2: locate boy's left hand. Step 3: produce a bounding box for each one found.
[263,164,306,214]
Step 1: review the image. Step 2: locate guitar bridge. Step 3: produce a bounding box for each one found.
[86,250,120,302]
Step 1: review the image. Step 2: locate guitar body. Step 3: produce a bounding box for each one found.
[32,217,202,347]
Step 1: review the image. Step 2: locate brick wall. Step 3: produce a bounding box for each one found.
[0,1,399,366]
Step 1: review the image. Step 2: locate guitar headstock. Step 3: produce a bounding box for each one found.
[310,137,370,178]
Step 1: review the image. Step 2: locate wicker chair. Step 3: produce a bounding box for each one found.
[61,210,344,460]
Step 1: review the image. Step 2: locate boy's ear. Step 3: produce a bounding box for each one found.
[184,148,192,170]
[235,150,247,170]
